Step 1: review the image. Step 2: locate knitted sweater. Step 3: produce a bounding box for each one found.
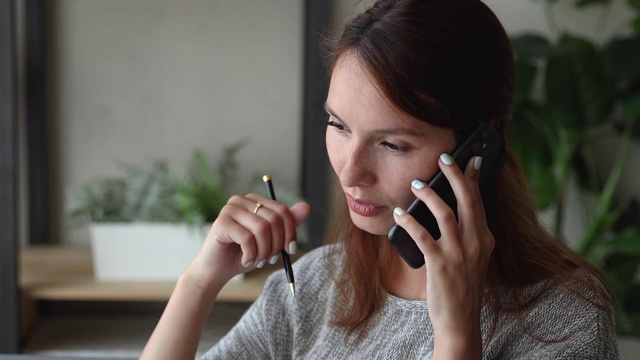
[201,245,619,359]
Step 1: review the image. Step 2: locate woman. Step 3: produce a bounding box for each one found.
[141,0,619,358]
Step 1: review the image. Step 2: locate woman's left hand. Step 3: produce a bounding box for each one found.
[392,153,494,357]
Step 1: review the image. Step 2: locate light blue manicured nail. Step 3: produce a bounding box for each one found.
[256,259,267,269]
[394,207,405,216]
[474,156,483,170]
[289,241,298,255]
[411,179,425,189]
[440,153,454,165]
[269,254,280,265]
[244,261,253,268]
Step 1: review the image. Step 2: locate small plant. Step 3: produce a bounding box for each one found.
[173,139,249,225]
[67,140,248,226]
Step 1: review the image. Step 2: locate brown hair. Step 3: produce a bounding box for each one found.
[324,0,615,339]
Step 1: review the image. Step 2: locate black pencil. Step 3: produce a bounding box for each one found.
[262,175,296,296]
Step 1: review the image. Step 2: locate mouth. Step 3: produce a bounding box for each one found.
[346,194,387,217]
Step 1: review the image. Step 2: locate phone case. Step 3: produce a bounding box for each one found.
[387,123,508,269]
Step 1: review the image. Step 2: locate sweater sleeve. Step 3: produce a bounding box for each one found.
[198,268,294,360]
[485,279,620,360]
[198,246,333,360]
[526,307,619,360]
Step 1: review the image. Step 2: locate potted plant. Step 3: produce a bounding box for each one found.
[510,0,640,337]
[67,140,248,281]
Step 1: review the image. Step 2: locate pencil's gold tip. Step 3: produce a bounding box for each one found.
[290,283,296,296]
[262,175,272,182]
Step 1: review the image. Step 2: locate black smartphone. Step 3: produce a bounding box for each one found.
[388,123,508,269]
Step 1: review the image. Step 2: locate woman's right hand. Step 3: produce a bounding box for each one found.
[185,194,311,290]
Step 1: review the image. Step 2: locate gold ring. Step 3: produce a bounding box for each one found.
[253,202,264,214]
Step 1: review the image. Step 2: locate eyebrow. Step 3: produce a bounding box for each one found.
[324,102,426,137]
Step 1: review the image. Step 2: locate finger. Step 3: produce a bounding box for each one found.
[247,194,310,256]
[286,202,311,255]
[213,203,261,268]
[232,194,286,264]
[227,195,273,266]
[222,219,259,268]
[410,178,459,245]
[392,206,440,259]
[228,204,274,267]
[436,153,483,233]
[463,156,485,217]
[246,194,290,242]
[247,201,285,260]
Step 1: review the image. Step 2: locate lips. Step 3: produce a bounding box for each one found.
[346,194,386,217]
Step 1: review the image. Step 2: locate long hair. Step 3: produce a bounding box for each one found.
[324,0,615,339]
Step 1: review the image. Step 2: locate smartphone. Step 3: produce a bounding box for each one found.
[387,123,508,269]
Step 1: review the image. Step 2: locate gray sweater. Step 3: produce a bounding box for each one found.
[201,245,619,359]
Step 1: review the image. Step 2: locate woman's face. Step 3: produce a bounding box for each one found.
[325,53,456,235]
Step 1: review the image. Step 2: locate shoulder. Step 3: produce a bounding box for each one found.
[293,243,341,274]
[488,272,619,359]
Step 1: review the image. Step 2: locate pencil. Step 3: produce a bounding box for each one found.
[262,175,296,296]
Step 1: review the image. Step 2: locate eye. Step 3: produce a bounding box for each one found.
[326,119,346,131]
[382,141,409,152]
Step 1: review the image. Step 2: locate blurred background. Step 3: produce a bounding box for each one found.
[1,0,639,358]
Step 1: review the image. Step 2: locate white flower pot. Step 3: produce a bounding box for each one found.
[90,222,208,282]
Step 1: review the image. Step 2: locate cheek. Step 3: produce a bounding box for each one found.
[390,156,442,206]
[325,131,342,174]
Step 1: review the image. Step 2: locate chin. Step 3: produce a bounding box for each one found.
[349,212,394,236]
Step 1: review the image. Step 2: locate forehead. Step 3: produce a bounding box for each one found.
[327,52,430,133]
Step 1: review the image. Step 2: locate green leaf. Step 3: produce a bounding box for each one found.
[601,229,640,256]
[545,35,616,129]
[604,255,640,283]
[545,50,583,129]
[629,0,640,11]
[509,103,558,209]
[622,92,640,122]
[634,17,640,33]
[513,60,538,110]
[216,138,249,193]
[606,35,640,89]
[578,118,636,255]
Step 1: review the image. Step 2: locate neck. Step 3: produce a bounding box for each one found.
[384,254,427,301]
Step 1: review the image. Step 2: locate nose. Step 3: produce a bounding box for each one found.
[339,142,376,188]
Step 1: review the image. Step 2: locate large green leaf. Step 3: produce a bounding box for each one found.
[545,47,584,129]
[604,255,640,284]
[509,103,558,209]
[568,36,616,126]
[606,36,640,90]
[513,60,538,109]
[622,92,640,126]
[634,17,640,33]
[601,229,640,256]
[545,35,616,129]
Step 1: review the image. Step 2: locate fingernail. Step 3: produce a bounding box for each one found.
[440,153,454,165]
[289,241,298,255]
[411,179,425,189]
[474,156,483,170]
[269,254,280,265]
[256,259,267,268]
[394,207,405,216]
[244,261,254,268]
